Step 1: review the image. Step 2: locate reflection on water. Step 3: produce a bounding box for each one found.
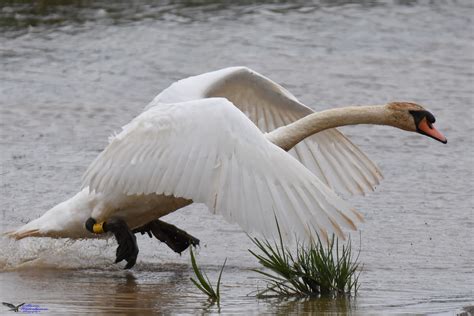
[1,268,187,315]
[269,296,357,315]
[0,0,473,314]
[0,266,362,315]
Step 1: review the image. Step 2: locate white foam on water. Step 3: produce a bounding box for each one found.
[0,236,117,271]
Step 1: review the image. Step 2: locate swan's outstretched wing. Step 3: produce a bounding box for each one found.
[83,98,362,242]
[148,66,383,196]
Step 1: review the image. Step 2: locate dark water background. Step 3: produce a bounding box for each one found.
[0,0,473,314]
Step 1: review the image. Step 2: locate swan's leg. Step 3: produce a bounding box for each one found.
[133,219,199,254]
[85,217,139,269]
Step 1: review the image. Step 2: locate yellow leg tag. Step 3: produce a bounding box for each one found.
[92,222,105,234]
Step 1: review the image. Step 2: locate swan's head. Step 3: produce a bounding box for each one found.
[386,102,447,144]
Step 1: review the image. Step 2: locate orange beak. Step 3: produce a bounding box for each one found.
[417,117,447,144]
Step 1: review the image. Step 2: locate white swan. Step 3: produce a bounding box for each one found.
[7,67,447,269]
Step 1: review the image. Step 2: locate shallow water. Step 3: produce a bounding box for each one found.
[0,0,473,314]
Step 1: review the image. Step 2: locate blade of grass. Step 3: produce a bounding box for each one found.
[189,247,227,305]
[215,258,227,298]
[190,247,216,297]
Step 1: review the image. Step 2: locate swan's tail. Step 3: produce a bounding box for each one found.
[4,189,97,240]
[4,228,42,240]
[4,218,45,240]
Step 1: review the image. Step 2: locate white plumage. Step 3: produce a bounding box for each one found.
[83,97,362,241]
[10,66,388,243]
[149,66,383,196]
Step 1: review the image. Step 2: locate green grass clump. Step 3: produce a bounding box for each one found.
[189,247,227,305]
[249,220,361,298]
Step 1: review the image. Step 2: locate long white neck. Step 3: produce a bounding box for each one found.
[266,105,392,151]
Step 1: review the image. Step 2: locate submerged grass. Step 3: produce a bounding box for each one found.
[189,247,227,305]
[249,219,361,298]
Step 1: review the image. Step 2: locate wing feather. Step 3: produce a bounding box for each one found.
[2,303,15,309]
[83,98,362,242]
[149,66,382,196]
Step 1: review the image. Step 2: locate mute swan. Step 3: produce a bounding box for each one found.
[7,67,447,269]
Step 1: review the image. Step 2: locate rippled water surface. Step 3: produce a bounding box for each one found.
[1,0,473,314]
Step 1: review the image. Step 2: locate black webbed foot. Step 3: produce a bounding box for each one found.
[105,218,139,269]
[133,219,199,254]
[86,217,139,269]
